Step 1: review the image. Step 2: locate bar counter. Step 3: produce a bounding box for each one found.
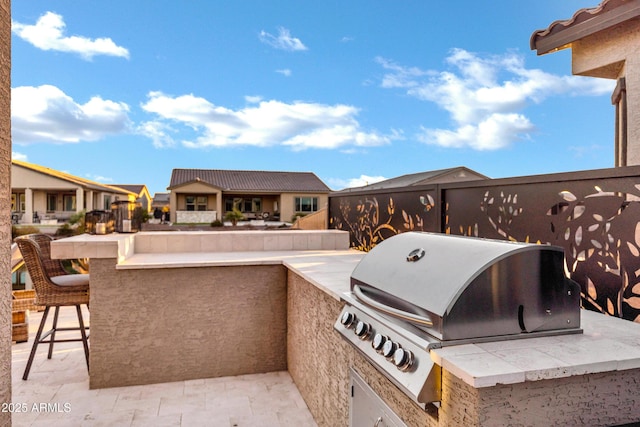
[51,231,640,426]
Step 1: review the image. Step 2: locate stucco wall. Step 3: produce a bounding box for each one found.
[280,193,328,223]
[287,271,436,427]
[572,19,640,166]
[12,165,80,189]
[476,370,640,426]
[287,270,640,427]
[88,259,287,389]
[0,0,11,425]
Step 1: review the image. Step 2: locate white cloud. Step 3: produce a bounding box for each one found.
[326,174,387,191]
[276,68,292,77]
[12,85,132,144]
[136,120,176,149]
[378,49,615,150]
[86,173,113,183]
[245,95,262,104]
[140,92,396,151]
[12,11,129,60]
[347,175,387,188]
[259,27,307,51]
[11,152,28,161]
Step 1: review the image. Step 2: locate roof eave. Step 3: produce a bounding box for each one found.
[531,0,640,55]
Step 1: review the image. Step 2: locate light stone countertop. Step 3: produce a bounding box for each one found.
[51,232,640,390]
[118,249,365,301]
[430,309,640,388]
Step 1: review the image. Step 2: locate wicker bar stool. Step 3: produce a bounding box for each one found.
[15,234,90,380]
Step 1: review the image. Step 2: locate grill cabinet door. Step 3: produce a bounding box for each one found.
[350,369,407,427]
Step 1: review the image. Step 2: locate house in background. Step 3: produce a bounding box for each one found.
[11,160,136,225]
[167,169,331,224]
[151,192,170,211]
[336,166,488,193]
[112,184,153,212]
[530,0,640,166]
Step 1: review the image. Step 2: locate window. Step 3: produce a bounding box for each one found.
[186,195,207,211]
[63,194,76,211]
[252,198,262,213]
[224,197,262,213]
[47,194,58,212]
[11,193,25,212]
[12,266,27,291]
[295,197,318,213]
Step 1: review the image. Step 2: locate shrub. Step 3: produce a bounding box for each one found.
[12,225,41,240]
[210,219,224,227]
[55,210,86,237]
[224,209,245,226]
[133,207,151,225]
[55,223,77,237]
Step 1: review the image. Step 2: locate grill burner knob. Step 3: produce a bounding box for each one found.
[382,340,397,358]
[393,347,414,371]
[372,333,388,352]
[354,321,372,340]
[340,311,356,328]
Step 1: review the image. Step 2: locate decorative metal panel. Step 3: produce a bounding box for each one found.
[329,168,640,322]
[329,189,438,252]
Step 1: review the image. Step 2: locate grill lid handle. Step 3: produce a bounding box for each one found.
[353,284,434,327]
[406,248,426,262]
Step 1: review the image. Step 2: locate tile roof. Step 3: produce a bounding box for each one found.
[530,0,640,54]
[152,192,170,202]
[12,159,134,195]
[168,169,331,193]
[113,184,146,195]
[334,167,487,193]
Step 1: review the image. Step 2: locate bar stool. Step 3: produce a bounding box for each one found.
[15,234,90,380]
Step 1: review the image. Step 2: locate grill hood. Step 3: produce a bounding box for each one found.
[350,232,582,342]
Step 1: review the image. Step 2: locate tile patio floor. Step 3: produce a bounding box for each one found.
[11,306,317,427]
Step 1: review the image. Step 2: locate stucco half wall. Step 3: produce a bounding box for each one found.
[0,0,11,424]
[88,259,288,389]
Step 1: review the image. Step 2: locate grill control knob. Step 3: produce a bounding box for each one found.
[393,347,414,371]
[340,311,356,328]
[382,340,397,358]
[354,321,372,340]
[372,333,388,352]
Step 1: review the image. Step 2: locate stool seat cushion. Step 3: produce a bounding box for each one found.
[51,274,90,287]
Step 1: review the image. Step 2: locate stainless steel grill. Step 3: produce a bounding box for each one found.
[335,232,582,406]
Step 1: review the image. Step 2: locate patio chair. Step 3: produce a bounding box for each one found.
[14,234,90,380]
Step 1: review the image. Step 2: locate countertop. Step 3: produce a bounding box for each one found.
[118,249,365,301]
[51,233,640,389]
[116,250,640,390]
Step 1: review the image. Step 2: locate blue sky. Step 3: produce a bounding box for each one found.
[11,1,616,195]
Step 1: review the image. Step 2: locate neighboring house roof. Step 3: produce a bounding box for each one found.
[114,184,147,195]
[12,159,134,196]
[152,192,170,203]
[530,0,640,55]
[335,167,488,193]
[151,192,170,207]
[168,169,331,193]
